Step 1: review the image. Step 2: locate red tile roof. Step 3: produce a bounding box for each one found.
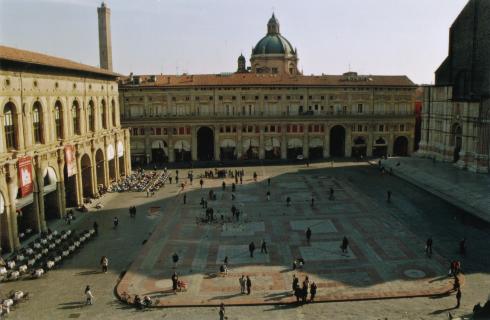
[0,45,118,77]
[120,73,415,88]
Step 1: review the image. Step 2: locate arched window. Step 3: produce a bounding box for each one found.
[101,100,107,129]
[3,102,17,149]
[111,99,117,127]
[72,101,80,135]
[32,102,44,144]
[54,101,63,139]
[88,101,95,132]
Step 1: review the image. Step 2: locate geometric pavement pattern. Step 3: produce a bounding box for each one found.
[117,171,455,306]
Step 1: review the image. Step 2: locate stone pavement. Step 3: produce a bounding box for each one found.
[379,157,490,224]
[116,168,455,307]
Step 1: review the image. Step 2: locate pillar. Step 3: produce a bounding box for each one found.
[345,128,352,157]
[75,151,84,206]
[323,125,330,158]
[236,126,243,159]
[34,161,47,232]
[191,126,198,161]
[367,129,374,157]
[259,126,265,160]
[281,125,287,160]
[303,124,309,158]
[144,128,151,164]
[388,132,394,156]
[214,126,220,161]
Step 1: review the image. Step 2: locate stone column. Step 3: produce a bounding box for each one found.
[323,125,330,158]
[34,159,47,232]
[168,131,175,163]
[236,126,243,159]
[103,143,110,187]
[281,124,287,160]
[75,150,84,206]
[144,127,151,164]
[214,126,220,160]
[388,132,395,156]
[57,151,67,216]
[303,124,309,158]
[90,147,98,196]
[367,129,374,156]
[191,126,198,161]
[6,164,20,250]
[259,125,265,160]
[345,128,352,157]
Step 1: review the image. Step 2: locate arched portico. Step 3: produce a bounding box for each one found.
[330,125,346,157]
[197,127,214,161]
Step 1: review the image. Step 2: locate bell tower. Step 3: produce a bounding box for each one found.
[97,2,113,71]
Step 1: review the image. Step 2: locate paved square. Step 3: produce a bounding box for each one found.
[116,169,454,306]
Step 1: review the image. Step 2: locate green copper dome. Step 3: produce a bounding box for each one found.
[252,34,295,55]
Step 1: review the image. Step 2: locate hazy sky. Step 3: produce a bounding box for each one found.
[0,0,468,84]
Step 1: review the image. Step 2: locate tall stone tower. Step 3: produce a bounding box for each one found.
[97,2,113,71]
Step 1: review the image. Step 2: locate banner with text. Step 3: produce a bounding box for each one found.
[18,156,33,197]
[65,145,77,177]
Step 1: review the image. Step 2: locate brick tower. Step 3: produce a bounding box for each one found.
[97,2,113,71]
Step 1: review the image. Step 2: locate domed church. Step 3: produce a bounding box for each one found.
[247,14,299,75]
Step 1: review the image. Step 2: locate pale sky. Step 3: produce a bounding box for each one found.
[0,0,468,84]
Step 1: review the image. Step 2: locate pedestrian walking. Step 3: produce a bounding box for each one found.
[286,196,291,207]
[311,195,315,207]
[292,274,299,292]
[261,239,268,254]
[222,181,226,191]
[426,237,433,257]
[85,285,93,305]
[341,236,349,253]
[224,256,228,266]
[113,217,119,229]
[239,275,246,294]
[306,227,312,243]
[452,274,460,292]
[169,176,173,184]
[310,282,317,302]
[387,190,392,202]
[246,276,252,295]
[93,221,98,235]
[172,252,179,268]
[459,238,466,256]
[329,188,334,200]
[456,288,462,308]
[253,172,257,182]
[171,272,178,293]
[240,176,243,184]
[183,194,187,204]
[249,241,256,258]
[200,178,204,189]
[268,178,271,186]
[219,303,226,320]
[100,256,108,273]
[176,176,179,184]
[266,191,271,201]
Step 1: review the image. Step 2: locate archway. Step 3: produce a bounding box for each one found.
[330,125,345,157]
[243,138,259,160]
[81,154,93,199]
[309,138,323,160]
[64,163,78,208]
[151,140,168,164]
[352,136,367,158]
[197,127,214,161]
[174,140,191,162]
[372,137,388,158]
[220,139,236,161]
[393,136,409,156]
[451,124,462,162]
[95,149,105,193]
[265,138,281,160]
[287,138,303,160]
[43,166,60,220]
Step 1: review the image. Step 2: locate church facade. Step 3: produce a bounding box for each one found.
[119,15,417,165]
[417,0,490,173]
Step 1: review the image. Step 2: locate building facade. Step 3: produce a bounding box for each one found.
[120,15,417,165]
[417,0,490,173]
[0,45,131,253]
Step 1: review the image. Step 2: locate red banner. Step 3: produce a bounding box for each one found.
[65,145,77,177]
[18,156,33,197]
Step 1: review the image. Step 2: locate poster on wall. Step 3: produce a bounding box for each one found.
[117,141,124,158]
[107,144,115,161]
[18,156,33,197]
[65,145,77,177]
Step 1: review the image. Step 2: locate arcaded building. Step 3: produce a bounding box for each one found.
[120,15,417,165]
[0,45,131,253]
[417,0,490,173]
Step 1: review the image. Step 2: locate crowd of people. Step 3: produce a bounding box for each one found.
[107,169,169,193]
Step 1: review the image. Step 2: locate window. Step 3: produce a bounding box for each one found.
[32,102,43,143]
[54,101,63,139]
[400,124,405,131]
[72,101,80,135]
[357,104,363,113]
[88,101,95,132]
[3,102,17,149]
[379,125,384,132]
[101,100,107,129]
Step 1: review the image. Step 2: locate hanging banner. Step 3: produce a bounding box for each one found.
[64,145,77,177]
[107,144,115,161]
[117,141,124,158]
[18,156,33,197]
[0,192,5,215]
